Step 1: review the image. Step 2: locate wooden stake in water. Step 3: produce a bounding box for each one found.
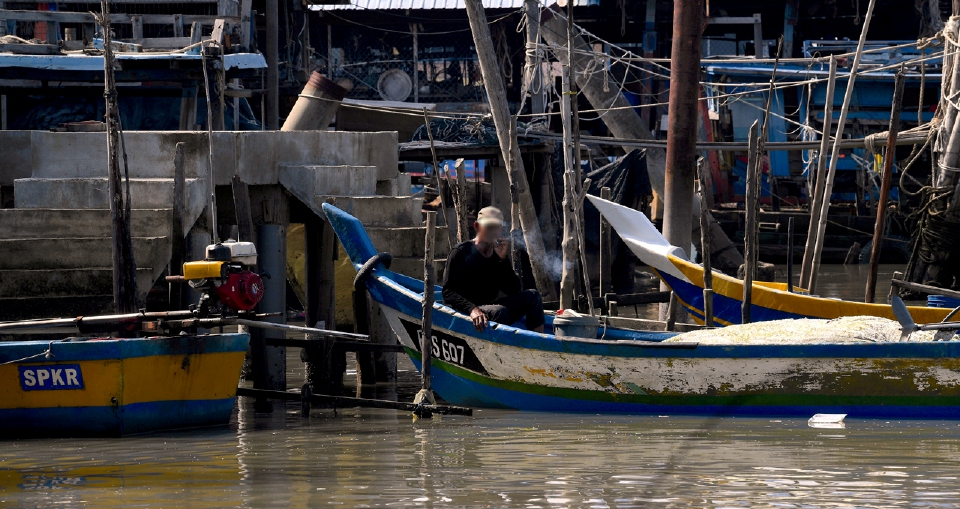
[599,187,613,300]
[696,159,714,327]
[808,0,877,295]
[742,121,760,324]
[100,0,138,314]
[865,67,906,303]
[786,216,795,293]
[799,56,838,290]
[415,211,437,410]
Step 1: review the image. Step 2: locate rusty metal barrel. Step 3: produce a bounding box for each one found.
[281,72,347,131]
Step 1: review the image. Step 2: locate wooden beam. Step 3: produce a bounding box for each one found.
[0,10,239,25]
[0,43,60,55]
[891,279,960,301]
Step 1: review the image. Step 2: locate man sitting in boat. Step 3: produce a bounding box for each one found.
[442,206,545,333]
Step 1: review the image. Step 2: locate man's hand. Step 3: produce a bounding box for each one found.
[494,239,509,260]
[469,307,488,331]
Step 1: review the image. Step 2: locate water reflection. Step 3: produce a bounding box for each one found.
[4,406,960,507]
[4,264,960,506]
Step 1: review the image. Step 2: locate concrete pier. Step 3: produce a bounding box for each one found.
[0,129,442,397]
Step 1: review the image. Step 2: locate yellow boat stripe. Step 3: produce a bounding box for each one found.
[665,254,951,323]
[122,352,245,405]
[0,360,121,409]
[0,352,245,410]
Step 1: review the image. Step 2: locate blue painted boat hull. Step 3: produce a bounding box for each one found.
[323,203,960,418]
[0,333,249,437]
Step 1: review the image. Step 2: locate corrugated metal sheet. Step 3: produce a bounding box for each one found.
[311,0,590,11]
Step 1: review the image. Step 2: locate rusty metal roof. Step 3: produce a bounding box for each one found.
[311,0,592,11]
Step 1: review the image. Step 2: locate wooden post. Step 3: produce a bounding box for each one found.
[508,121,522,273]
[170,143,186,309]
[599,187,613,299]
[799,56,837,290]
[808,0,877,295]
[421,211,436,393]
[865,67,906,303]
[539,7,744,275]
[411,22,419,104]
[327,24,333,76]
[231,175,255,243]
[559,65,578,310]
[742,121,760,324]
[100,0,138,314]
[696,160,714,327]
[661,0,703,264]
[575,180,595,315]
[305,216,322,328]
[455,158,469,242]
[523,0,545,115]
[265,0,279,130]
[464,0,557,302]
[131,15,143,40]
[179,82,198,131]
[786,216,795,293]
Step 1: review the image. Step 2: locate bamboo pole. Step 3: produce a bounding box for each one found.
[865,67,906,303]
[696,159,714,327]
[464,0,557,302]
[599,187,613,300]
[808,0,877,294]
[799,56,838,290]
[99,0,138,314]
[742,121,760,324]
[421,108,452,240]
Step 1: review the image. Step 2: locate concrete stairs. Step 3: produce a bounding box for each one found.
[0,179,207,320]
[279,165,448,280]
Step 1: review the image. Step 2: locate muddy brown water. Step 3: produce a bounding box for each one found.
[4,264,960,508]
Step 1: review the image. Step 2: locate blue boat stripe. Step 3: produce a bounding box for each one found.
[0,334,248,364]
[0,398,236,437]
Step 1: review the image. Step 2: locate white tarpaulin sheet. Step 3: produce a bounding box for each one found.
[586,195,691,284]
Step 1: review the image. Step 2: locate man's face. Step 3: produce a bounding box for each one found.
[475,222,503,244]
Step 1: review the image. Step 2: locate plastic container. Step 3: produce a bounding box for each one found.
[553,311,601,338]
[927,295,960,308]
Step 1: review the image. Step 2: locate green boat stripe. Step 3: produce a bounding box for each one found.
[405,347,960,407]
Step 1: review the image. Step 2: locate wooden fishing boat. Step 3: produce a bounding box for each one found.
[586,195,952,326]
[0,333,249,437]
[326,203,960,418]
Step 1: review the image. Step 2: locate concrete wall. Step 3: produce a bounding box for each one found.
[0,130,399,186]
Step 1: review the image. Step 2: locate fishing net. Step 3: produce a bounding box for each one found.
[410,117,499,145]
[665,316,951,345]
